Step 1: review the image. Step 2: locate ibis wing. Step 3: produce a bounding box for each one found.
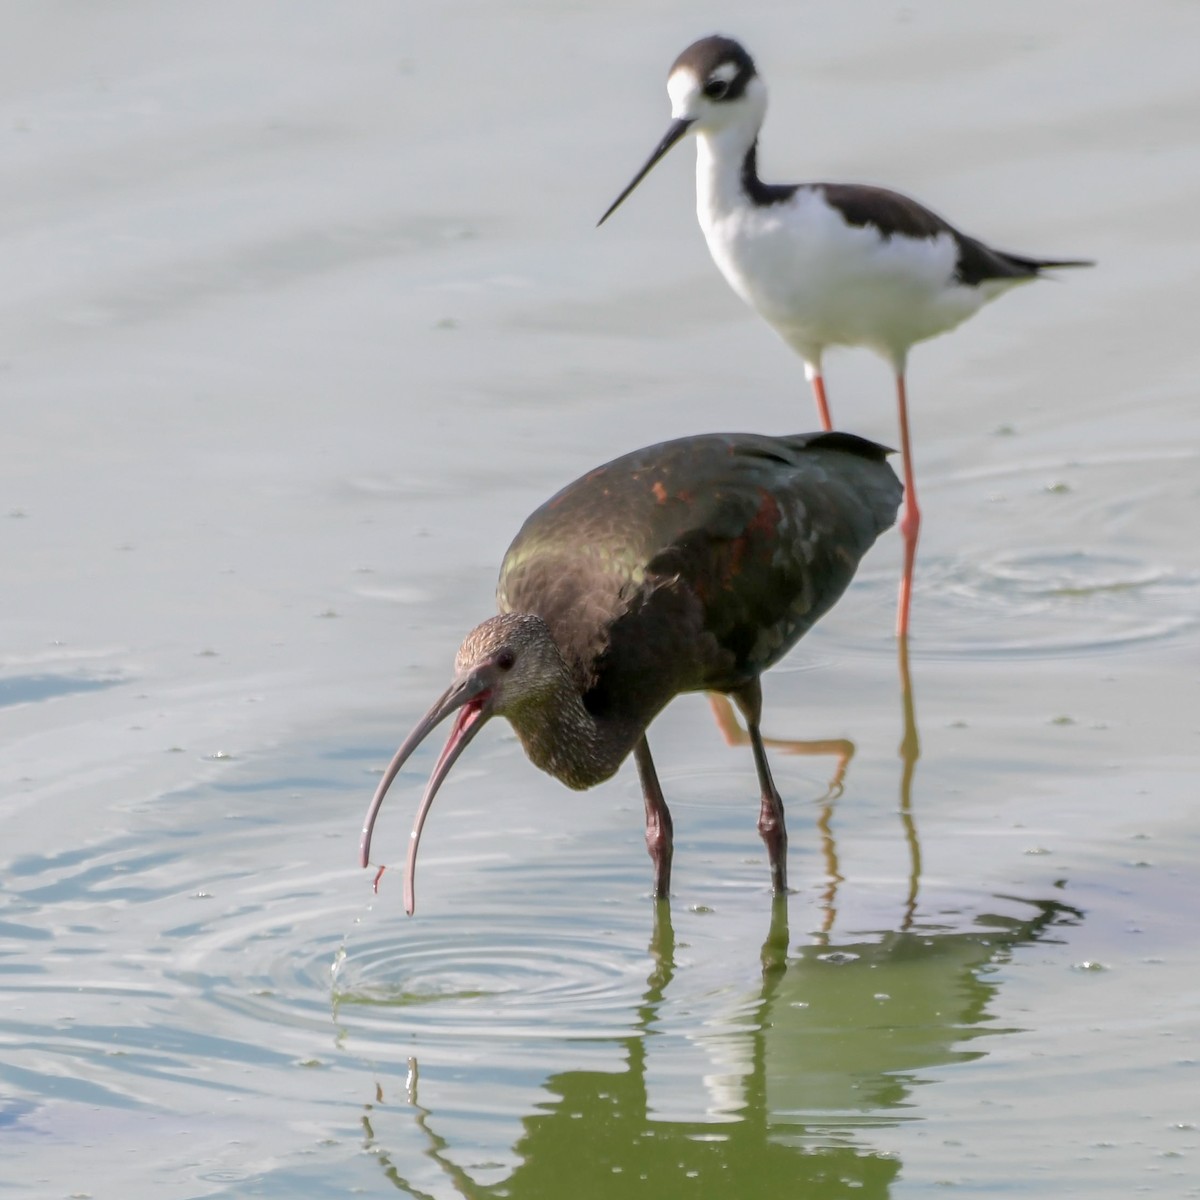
[644,436,900,685]
[498,432,900,703]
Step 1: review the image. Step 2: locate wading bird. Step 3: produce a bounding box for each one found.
[359,430,901,913]
[598,35,1091,637]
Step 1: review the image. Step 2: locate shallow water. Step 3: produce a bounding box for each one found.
[3,2,1199,1197]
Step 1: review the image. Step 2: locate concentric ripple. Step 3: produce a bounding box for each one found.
[333,909,654,1044]
[908,549,1199,658]
[162,877,366,1052]
[823,448,1200,660]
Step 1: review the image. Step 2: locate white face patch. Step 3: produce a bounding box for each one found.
[668,60,753,126]
[667,67,703,120]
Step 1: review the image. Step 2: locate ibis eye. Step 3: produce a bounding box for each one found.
[704,78,730,100]
[496,649,516,671]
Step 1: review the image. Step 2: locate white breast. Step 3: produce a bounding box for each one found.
[698,175,1023,370]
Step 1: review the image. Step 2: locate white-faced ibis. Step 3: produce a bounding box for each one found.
[359,430,901,913]
[598,35,1092,637]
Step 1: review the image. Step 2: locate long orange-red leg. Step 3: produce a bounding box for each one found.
[894,372,921,638]
[809,372,833,432]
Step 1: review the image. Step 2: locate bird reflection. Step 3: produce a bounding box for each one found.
[707,693,855,798]
[360,889,1080,1199]
[897,634,921,928]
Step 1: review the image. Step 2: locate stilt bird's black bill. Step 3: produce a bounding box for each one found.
[358,674,494,915]
[597,117,694,226]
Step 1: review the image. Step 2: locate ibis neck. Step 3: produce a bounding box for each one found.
[506,665,641,792]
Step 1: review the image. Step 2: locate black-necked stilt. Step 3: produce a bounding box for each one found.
[598,34,1092,638]
[360,430,900,912]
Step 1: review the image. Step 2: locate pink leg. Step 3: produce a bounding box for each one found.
[895,372,921,638]
[633,736,673,899]
[810,372,833,432]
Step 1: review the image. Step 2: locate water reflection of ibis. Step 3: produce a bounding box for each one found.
[728,902,1080,1126]
[363,895,1082,1198]
[360,431,901,912]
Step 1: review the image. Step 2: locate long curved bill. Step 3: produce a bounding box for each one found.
[597,117,694,227]
[359,677,492,916]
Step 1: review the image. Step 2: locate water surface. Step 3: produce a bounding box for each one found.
[3,2,1199,1197]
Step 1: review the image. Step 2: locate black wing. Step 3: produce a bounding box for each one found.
[815,183,1093,286]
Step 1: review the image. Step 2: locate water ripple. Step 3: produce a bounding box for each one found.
[823,447,1200,660]
[910,550,1199,658]
[334,910,651,1042]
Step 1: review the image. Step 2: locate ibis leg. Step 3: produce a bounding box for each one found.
[732,682,789,894]
[895,371,921,638]
[706,694,853,799]
[633,736,673,899]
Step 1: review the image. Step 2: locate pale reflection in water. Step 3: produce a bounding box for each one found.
[361,894,1080,1198]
